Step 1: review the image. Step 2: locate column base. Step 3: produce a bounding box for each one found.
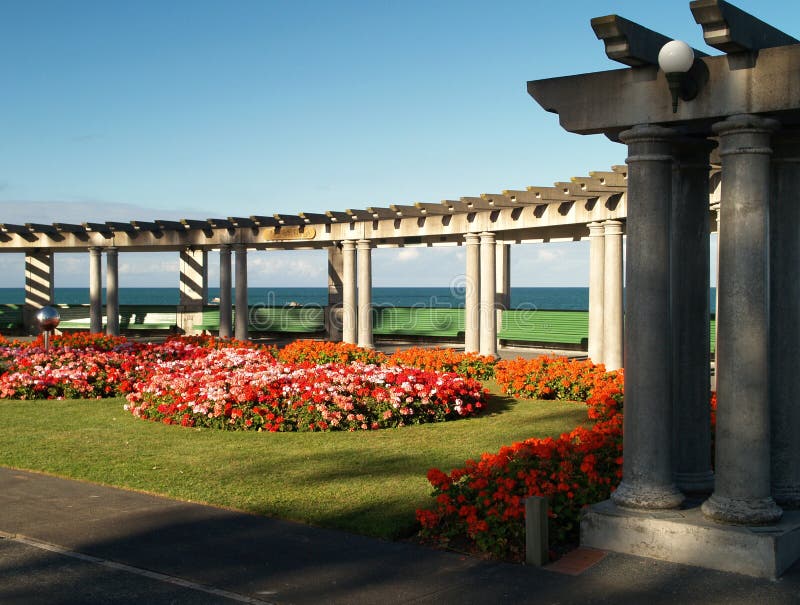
[611,480,684,510]
[702,493,783,524]
[675,470,715,494]
[582,499,800,578]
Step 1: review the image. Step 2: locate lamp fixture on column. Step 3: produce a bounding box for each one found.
[658,40,698,113]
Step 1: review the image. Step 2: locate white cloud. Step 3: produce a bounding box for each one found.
[396,248,420,262]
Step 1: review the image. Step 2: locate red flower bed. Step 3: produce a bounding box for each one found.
[417,356,624,560]
[125,346,486,431]
[0,334,487,431]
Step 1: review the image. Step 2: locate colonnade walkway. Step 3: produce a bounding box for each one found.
[0,467,796,605]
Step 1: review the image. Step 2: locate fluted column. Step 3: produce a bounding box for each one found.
[671,139,714,494]
[89,247,102,333]
[587,222,605,364]
[602,220,624,371]
[702,114,782,524]
[357,239,373,349]
[770,131,800,507]
[342,241,357,344]
[611,124,683,510]
[326,245,344,342]
[464,234,480,353]
[234,244,249,341]
[218,245,232,338]
[479,232,497,357]
[105,247,119,336]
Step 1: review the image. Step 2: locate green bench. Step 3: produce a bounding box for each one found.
[373,307,464,338]
[194,307,222,332]
[120,305,177,331]
[58,305,178,332]
[0,304,23,332]
[498,310,589,347]
[194,306,325,334]
[249,306,325,333]
[710,318,716,355]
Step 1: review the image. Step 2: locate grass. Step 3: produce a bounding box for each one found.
[0,381,587,539]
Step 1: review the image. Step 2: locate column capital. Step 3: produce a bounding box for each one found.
[620,123,676,146]
[342,239,357,250]
[587,221,605,235]
[232,243,247,252]
[713,113,780,138]
[356,239,372,250]
[602,220,624,235]
[479,231,496,244]
[464,233,480,245]
[219,243,232,251]
[106,246,118,254]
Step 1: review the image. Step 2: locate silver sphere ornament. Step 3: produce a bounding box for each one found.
[36,306,61,331]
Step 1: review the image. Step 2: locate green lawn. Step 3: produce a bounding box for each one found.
[0,382,587,539]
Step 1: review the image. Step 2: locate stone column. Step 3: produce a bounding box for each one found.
[342,241,357,344]
[602,220,624,371]
[357,239,374,349]
[770,131,800,507]
[89,247,102,333]
[105,247,119,336]
[234,244,249,341]
[479,232,497,357]
[464,233,480,353]
[671,139,714,494]
[611,125,683,510]
[178,248,208,334]
[587,222,605,364]
[326,245,344,342]
[23,250,54,332]
[495,242,511,332]
[218,245,233,338]
[702,114,782,524]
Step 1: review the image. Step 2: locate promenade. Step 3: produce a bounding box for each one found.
[1,467,798,605]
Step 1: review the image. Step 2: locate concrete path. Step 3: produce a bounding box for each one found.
[1,468,799,604]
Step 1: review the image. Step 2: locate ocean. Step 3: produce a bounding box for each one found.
[0,287,718,312]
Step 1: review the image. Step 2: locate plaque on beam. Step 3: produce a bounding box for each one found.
[262,226,317,241]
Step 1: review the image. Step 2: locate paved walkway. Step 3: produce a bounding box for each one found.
[1,468,799,604]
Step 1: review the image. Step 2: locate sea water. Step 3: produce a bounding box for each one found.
[0,287,718,312]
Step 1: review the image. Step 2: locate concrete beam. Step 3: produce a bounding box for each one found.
[690,0,798,53]
[528,44,800,136]
[591,14,705,67]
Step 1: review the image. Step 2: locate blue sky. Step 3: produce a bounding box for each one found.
[0,1,783,288]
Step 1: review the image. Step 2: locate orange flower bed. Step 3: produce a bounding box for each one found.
[387,347,496,380]
[417,356,624,560]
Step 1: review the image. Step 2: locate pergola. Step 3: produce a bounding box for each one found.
[4,164,646,367]
[528,0,800,578]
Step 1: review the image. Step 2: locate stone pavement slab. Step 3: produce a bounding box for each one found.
[1,467,799,604]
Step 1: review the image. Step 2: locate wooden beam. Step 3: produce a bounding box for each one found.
[366,206,399,220]
[389,204,425,218]
[273,214,306,226]
[413,202,453,215]
[298,211,333,224]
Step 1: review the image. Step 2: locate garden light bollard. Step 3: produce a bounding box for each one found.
[525,496,549,567]
[35,306,60,352]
